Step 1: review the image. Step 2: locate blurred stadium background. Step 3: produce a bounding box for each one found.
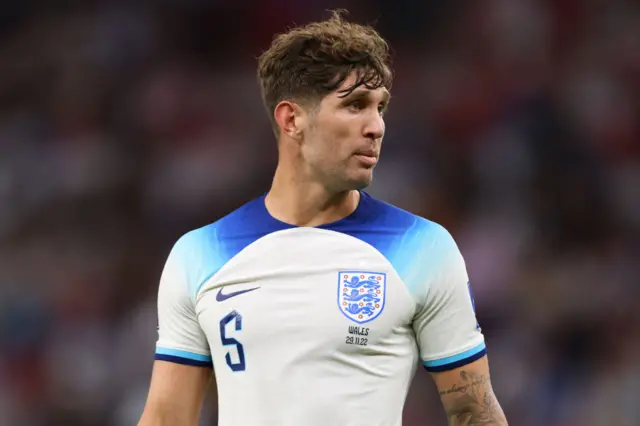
[1,1,639,425]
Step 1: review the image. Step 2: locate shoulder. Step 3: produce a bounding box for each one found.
[358,193,461,294]
[168,196,277,296]
[173,195,274,253]
[359,192,455,248]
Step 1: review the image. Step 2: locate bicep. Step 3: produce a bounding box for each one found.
[431,356,508,425]
[413,225,485,371]
[141,234,214,425]
[139,360,212,426]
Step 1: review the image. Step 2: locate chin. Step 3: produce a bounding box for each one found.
[345,173,373,191]
[353,180,372,191]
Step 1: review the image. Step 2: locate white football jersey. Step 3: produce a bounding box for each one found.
[155,192,485,426]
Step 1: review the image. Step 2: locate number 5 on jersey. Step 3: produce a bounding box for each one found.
[219,310,246,371]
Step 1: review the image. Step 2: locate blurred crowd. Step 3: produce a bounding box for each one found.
[1,1,639,425]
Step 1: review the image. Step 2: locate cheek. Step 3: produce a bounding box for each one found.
[327,132,353,163]
[313,125,348,156]
[328,119,357,151]
[308,113,357,162]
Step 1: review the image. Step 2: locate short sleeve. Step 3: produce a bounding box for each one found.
[154,234,213,367]
[412,226,486,372]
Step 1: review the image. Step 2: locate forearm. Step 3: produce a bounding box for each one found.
[444,397,508,425]
[138,411,172,426]
[439,370,508,426]
[138,403,200,426]
[138,361,211,426]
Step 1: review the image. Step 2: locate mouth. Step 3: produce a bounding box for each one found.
[353,152,378,166]
[353,148,378,165]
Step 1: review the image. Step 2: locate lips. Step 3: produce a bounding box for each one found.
[354,148,378,158]
[353,149,378,166]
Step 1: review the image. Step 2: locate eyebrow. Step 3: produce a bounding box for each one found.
[343,89,392,106]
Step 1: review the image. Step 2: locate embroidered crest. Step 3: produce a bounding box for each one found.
[338,271,386,324]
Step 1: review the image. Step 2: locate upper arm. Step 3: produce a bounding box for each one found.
[155,232,213,366]
[431,356,508,425]
[408,224,506,424]
[140,232,214,425]
[412,224,486,372]
[139,361,212,426]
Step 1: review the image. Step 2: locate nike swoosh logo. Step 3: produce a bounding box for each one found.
[216,286,260,302]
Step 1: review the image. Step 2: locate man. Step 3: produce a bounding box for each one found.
[138,11,508,426]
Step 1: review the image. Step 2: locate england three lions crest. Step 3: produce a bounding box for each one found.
[338,271,386,324]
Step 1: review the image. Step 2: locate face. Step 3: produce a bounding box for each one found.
[298,72,390,192]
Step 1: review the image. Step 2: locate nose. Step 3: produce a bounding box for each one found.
[363,111,385,140]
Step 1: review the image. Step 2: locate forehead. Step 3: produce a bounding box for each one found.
[330,71,390,101]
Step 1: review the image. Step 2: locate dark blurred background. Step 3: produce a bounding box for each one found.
[1,1,639,425]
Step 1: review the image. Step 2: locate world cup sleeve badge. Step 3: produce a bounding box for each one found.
[338,271,386,324]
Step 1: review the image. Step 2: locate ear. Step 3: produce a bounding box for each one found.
[274,101,306,140]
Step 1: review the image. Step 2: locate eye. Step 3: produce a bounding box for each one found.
[377,103,386,116]
[347,100,364,111]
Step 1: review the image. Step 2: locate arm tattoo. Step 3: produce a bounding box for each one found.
[438,370,507,426]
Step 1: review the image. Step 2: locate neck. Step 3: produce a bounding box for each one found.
[265,163,360,227]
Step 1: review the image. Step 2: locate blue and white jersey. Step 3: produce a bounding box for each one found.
[155,192,486,426]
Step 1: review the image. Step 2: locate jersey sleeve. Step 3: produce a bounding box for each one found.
[412,225,486,372]
[154,234,213,368]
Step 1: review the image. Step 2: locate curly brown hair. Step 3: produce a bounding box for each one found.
[257,10,393,135]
